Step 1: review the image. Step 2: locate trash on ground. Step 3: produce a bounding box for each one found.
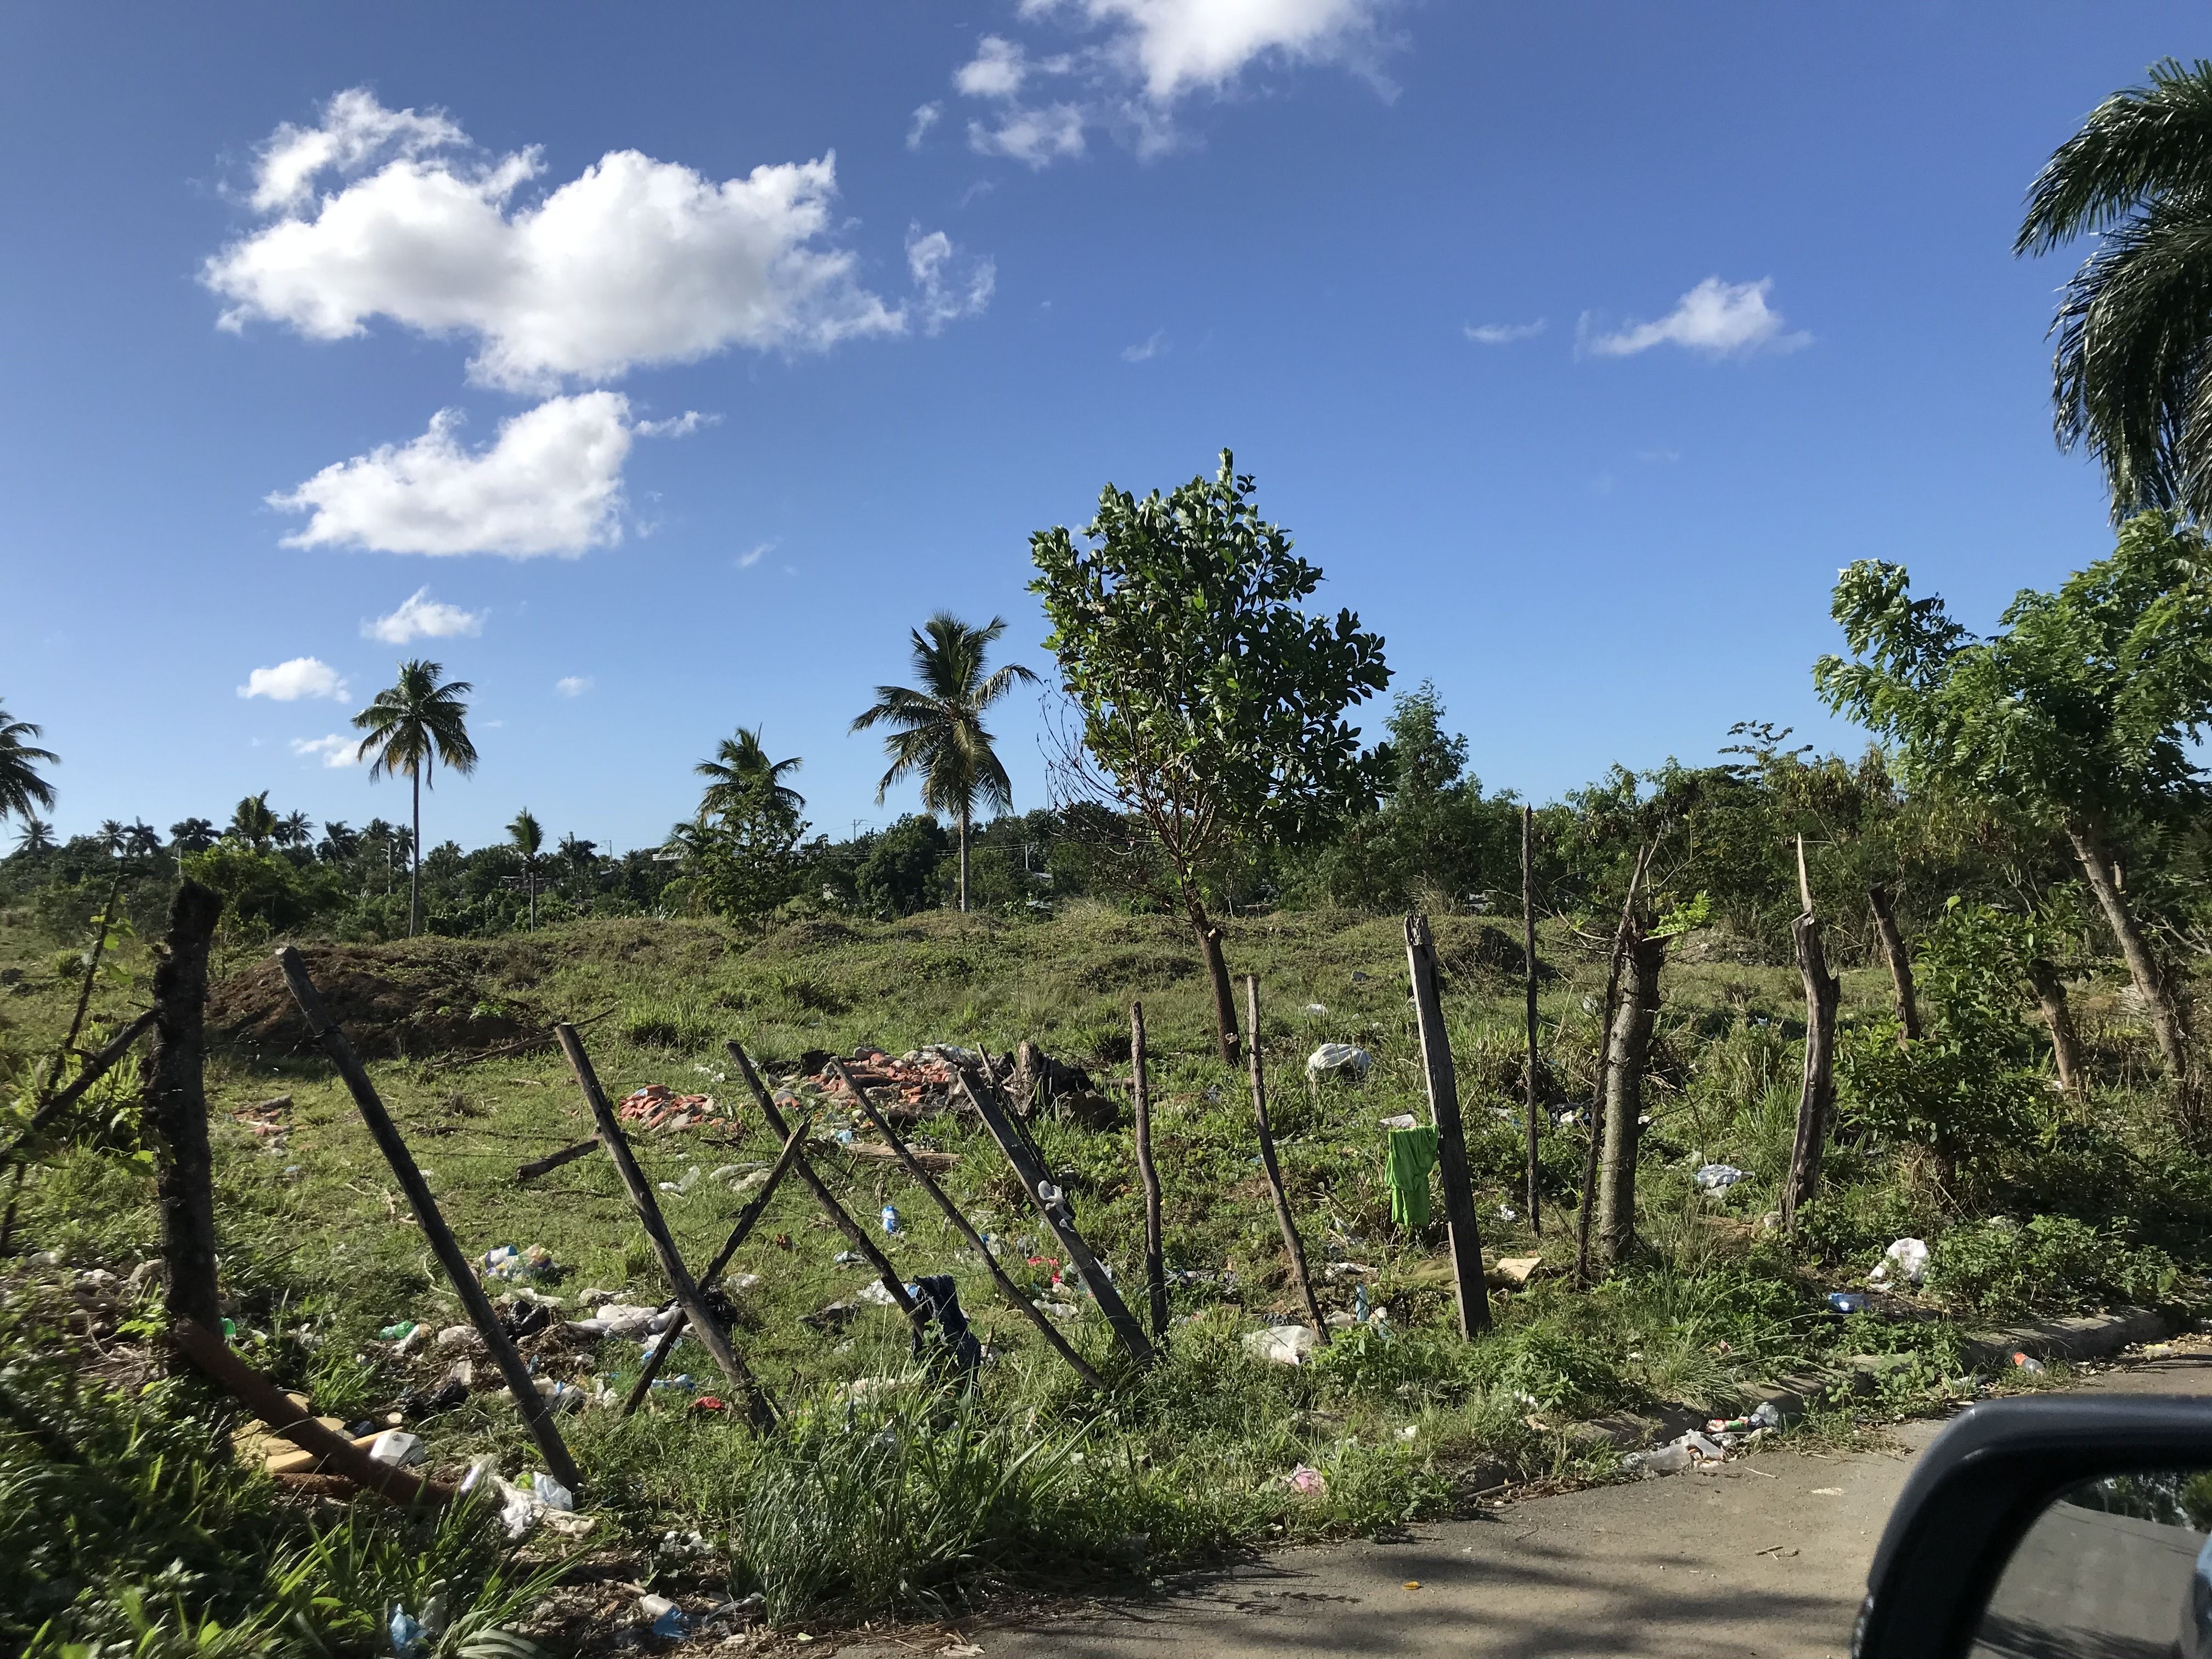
[1377,1111,1418,1131]
[618,1084,734,1134]
[1489,1255,1543,1288]
[1284,1462,1328,1494]
[1244,1324,1320,1367]
[856,1279,901,1307]
[881,1204,903,1235]
[1826,1291,1868,1315]
[1307,1042,1373,1080]
[1385,1125,1440,1227]
[2012,1351,2047,1375]
[531,1471,575,1511]
[389,1608,428,1658]
[1692,1163,1746,1195]
[1304,1003,1329,1015]
[1867,1237,1929,1288]
[656,1165,701,1196]
[912,1273,984,1378]
[638,1594,687,1639]
[1497,1204,1517,1221]
[480,1244,556,1283]
[366,1430,425,1468]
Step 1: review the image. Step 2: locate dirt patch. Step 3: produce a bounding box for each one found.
[206,943,547,1062]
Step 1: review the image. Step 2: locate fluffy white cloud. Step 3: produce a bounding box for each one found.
[969,103,1088,167]
[957,35,1039,98]
[1121,328,1168,362]
[270,392,635,557]
[633,409,714,438]
[365,586,486,643]
[555,675,592,697]
[291,733,362,768]
[207,90,984,389]
[1465,318,1546,345]
[1582,278,1809,358]
[239,657,349,701]
[736,540,773,569]
[906,228,997,331]
[907,102,943,149]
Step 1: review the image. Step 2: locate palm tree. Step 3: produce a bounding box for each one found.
[352,660,477,936]
[273,810,314,850]
[0,702,58,827]
[228,793,277,850]
[695,728,805,819]
[318,820,360,863]
[96,820,128,856]
[509,808,546,930]
[169,817,218,854]
[2018,58,2212,521]
[123,821,161,859]
[850,613,1038,912]
[14,816,54,855]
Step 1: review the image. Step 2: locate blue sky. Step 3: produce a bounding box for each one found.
[2,3,2196,854]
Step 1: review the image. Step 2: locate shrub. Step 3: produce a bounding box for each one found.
[1927,1215,2179,1318]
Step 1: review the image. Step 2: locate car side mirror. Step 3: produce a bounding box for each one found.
[1855,1396,2212,1658]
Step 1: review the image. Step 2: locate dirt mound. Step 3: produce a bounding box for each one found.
[207,943,545,1062]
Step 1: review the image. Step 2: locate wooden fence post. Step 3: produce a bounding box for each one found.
[1782,839,1840,1229]
[275,947,580,1491]
[558,1024,777,1430]
[1403,920,1491,1336]
[1867,883,1920,1041]
[149,882,224,1335]
[1132,1002,1168,1344]
[1574,843,1652,1288]
[1242,975,1329,1340]
[1521,805,1543,1234]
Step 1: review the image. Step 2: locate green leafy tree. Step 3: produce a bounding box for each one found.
[856,815,951,917]
[0,702,58,827]
[2017,58,2212,521]
[352,659,477,936]
[509,808,546,930]
[1030,449,1390,1061]
[227,792,277,850]
[851,614,1037,914]
[168,818,218,855]
[684,793,808,927]
[1815,514,2212,1097]
[696,728,804,819]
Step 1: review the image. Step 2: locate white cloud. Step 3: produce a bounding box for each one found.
[957,35,1037,98]
[1121,328,1168,362]
[239,657,349,701]
[906,227,996,331]
[206,90,990,390]
[736,540,774,569]
[1581,277,1809,359]
[907,101,943,149]
[634,409,714,438]
[1464,318,1545,346]
[365,586,486,643]
[270,392,634,557]
[555,675,592,697]
[291,733,363,768]
[969,103,1088,167]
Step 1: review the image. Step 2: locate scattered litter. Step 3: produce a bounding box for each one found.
[378,1322,418,1342]
[367,1430,425,1468]
[532,1472,575,1511]
[1307,1043,1373,1080]
[596,1304,658,1336]
[1244,1325,1319,1367]
[389,1607,428,1657]
[881,1204,903,1236]
[1352,970,1371,982]
[657,1166,701,1196]
[480,1244,555,1283]
[1398,1425,1419,1440]
[1489,1255,1543,1287]
[617,1084,733,1135]
[1304,1003,1329,1015]
[2144,1343,2177,1358]
[1497,1205,1517,1222]
[1867,1237,1929,1288]
[1692,1164,1746,1195]
[1377,1111,1418,1131]
[2012,1352,2047,1375]
[638,1594,687,1639]
[1385,1125,1440,1227]
[1811,1487,1843,1496]
[1284,1463,1328,1494]
[856,1280,901,1307]
[913,1274,984,1379]
[1826,1292,1867,1316]
[1402,1581,1421,1592]
[833,1250,864,1267]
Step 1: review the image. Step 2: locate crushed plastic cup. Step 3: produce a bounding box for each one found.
[1827,1291,1868,1315]
[532,1472,575,1511]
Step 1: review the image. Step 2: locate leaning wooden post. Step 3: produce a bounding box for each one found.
[620,1109,815,1415]
[149,882,224,1336]
[1131,1001,1169,1344]
[1241,976,1329,1340]
[1781,839,1840,1230]
[557,1024,777,1431]
[1402,923,1491,1336]
[1574,843,1652,1288]
[952,1066,1155,1368]
[1867,883,1921,1041]
[725,1042,926,1336]
[830,1060,1108,1392]
[275,947,580,1491]
[1520,805,1543,1235]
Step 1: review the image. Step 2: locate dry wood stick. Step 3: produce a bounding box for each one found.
[1,1008,156,1170]
[953,1066,1155,1368]
[516,1136,599,1183]
[619,1111,813,1415]
[1131,1002,1168,1344]
[173,1317,445,1507]
[1574,842,1653,1289]
[829,1059,1108,1391]
[1242,976,1329,1341]
[275,947,580,1490]
[1402,924,1490,1338]
[725,1042,924,1330]
[558,1024,776,1431]
[1781,838,1839,1231]
[1521,805,1543,1235]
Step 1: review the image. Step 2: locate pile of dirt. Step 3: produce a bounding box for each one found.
[207,943,546,1062]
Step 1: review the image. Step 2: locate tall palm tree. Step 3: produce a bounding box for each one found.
[318,820,360,863]
[0,702,58,827]
[122,821,161,859]
[353,660,477,936]
[509,808,545,930]
[14,816,55,855]
[228,793,276,850]
[850,612,1038,912]
[273,809,314,850]
[2018,58,2212,521]
[695,728,805,820]
[169,817,218,854]
[96,820,128,856]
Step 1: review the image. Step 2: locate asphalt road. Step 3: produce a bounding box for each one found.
[834,1350,2212,1659]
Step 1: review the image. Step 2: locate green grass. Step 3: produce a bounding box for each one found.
[2,898,2207,1643]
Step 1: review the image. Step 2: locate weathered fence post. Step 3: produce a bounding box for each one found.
[1782,839,1840,1229]
[276,947,580,1491]
[1402,921,1490,1336]
[558,1024,777,1430]
[1520,804,1543,1234]
[1132,1001,1168,1344]
[1867,883,1920,1041]
[1242,975,1329,1340]
[149,881,224,1334]
[1575,842,1652,1288]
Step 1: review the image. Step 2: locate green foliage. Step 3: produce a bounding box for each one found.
[854,815,950,917]
[685,782,807,928]
[1926,1215,2179,1318]
[0,699,60,825]
[179,845,334,939]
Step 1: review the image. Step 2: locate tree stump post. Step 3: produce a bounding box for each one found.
[1401,926,1491,1336]
[148,881,224,1335]
[1782,840,1841,1229]
[1132,1001,1168,1344]
[1520,804,1543,1234]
